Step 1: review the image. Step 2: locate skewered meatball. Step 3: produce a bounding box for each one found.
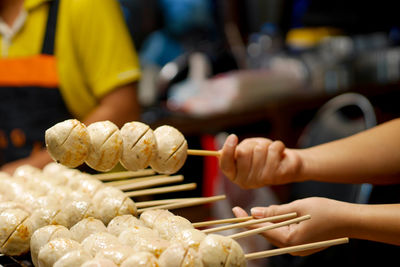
[30,225,72,267]
[121,251,159,267]
[158,242,186,267]
[91,187,137,225]
[1,206,59,256]
[131,236,170,258]
[120,121,157,171]
[81,232,120,257]
[0,208,30,248]
[45,119,90,168]
[154,214,194,240]
[53,248,93,267]
[225,238,247,267]
[70,217,107,243]
[37,238,82,267]
[107,214,143,237]
[81,258,118,267]
[139,209,174,229]
[42,162,69,175]
[50,191,92,228]
[117,226,159,248]
[0,201,30,214]
[198,234,231,267]
[85,121,122,172]
[150,125,188,174]
[171,228,206,249]
[182,247,204,267]
[95,245,136,265]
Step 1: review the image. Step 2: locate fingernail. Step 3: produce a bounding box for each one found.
[251,207,264,218]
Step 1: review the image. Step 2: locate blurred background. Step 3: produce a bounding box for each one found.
[119,0,400,266]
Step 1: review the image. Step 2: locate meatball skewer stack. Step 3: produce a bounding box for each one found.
[45,119,219,174]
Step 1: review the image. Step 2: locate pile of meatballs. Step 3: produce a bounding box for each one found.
[33,210,246,267]
[0,163,246,267]
[45,119,189,174]
[0,163,136,257]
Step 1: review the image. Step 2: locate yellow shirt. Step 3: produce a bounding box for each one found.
[0,0,141,119]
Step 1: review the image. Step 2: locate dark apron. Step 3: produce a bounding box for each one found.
[0,0,70,165]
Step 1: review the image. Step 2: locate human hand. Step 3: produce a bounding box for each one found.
[219,134,303,189]
[232,197,351,256]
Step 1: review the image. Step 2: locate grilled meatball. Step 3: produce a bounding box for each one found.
[45,119,90,168]
[30,225,72,267]
[37,238,81,267]
[150,125,188,174]
[121,251,159,267]
[120,121,157,171]
[107,214,143,237]
[53,248,93,267]
[85,121,122,172]
[70,217,107,243]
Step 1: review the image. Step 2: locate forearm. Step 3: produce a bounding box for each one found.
[83,83,140,127]
[345,203,400,245]
[295,118,400,184]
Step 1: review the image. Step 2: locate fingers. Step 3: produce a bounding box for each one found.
[262,141,286,183]
[250,203,295,219]
[232,206,249,218]
[219,134,238,181]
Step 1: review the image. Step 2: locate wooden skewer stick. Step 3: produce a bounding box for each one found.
[192,216,254,228]
[229,215,311,240]
[92,169,156,181]
[137,195,226,214]
[125,183,197,198]
[202,212,297,234]
[116,175,184,191]
[187,149,220,157]
[105,175,169,187]
[136,197,206,208]
[245,237,349,260]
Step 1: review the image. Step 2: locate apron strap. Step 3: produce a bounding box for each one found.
[42,0,60,55]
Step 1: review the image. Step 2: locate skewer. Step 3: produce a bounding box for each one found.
[229,215,311,240]
[136,197,207,208]
[192,216,253,228]
[125,183,197,198]
[115,175,184,191]
[92,169,156,181]
[187,149,220,157]
[105,174,169,187]
[245,237,349,260]
[202,212,297,234]
[137,195,226,213]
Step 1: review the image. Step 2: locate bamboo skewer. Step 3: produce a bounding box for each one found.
[229,215,311,240]
[137,195,226,214]
[187,149,220,157]
[92,169,156,181]
[192,216,253,228]
[202,212,297,234]
[105,175,169,187]
[115,175,184,191]
[136,197,206,208]
[245,237,349,260]
[125,183,197,198]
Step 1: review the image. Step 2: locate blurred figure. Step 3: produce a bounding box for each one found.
[0,0,141,173]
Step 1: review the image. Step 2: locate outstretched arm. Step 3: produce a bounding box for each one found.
[232,198,400,255]
[219,118,400,188]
